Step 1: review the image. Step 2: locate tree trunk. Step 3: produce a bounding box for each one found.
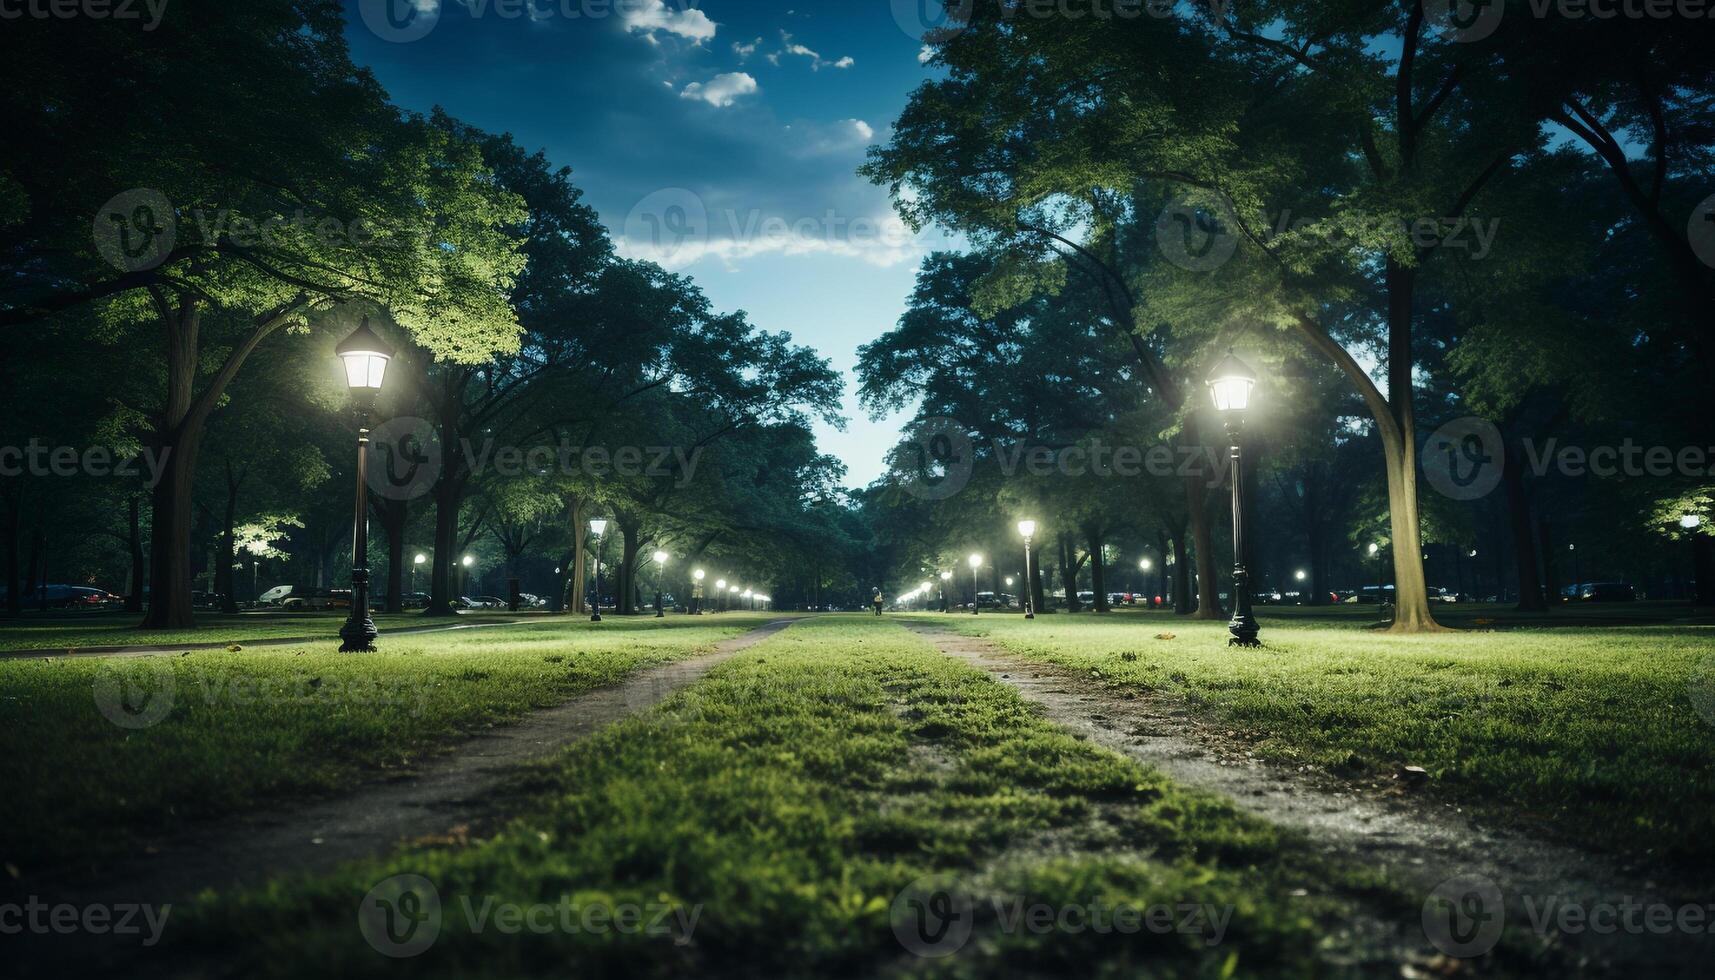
[1185,476,1221,618]
[142,431,200,628]
[2,487,20,615]
[1058,533,1081,613]
[1378,438,1445,632]
[1537,515,1560,607]
[618,521,642,615]
[1693,535,1714,608]
[1171,535,1191,614]
[216,463,240,614]
[1087,524,1109,612]
[376,497,407,613]
[1503,448,1547,612]
[125,494,145,613]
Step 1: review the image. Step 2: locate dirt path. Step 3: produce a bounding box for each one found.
[906,623,1707,976]
[7,618,802,970]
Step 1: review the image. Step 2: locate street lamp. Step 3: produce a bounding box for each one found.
[334,317,393,652]
[715,578,727,613]
[1206,350,1260,648]
[1568,542,1580,596]
[411,553,426,595]
[742,588,753,612]
[1018,520,1038,620]
[968,553,983,615]
[588,519,608,622]
[652,549,670,617]
[692,568,706,615]
[939,570,952,613]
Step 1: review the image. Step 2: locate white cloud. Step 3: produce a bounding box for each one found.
[918,44,935,64]
[620,0,717,44]
[680,72,759,108]
[849,119,874,141]
[776,31,854,71]
[618,212,928,271]
[732,36,761,62]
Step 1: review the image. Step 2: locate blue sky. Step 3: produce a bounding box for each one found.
[344,0,962,486]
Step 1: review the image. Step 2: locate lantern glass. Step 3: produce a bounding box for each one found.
[1204,351,1258,413]
[968,553,982,570]
[589,519,608,537]
[1017,519,1037,539]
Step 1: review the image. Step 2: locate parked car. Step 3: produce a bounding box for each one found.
[1565,582,1637,603]
[281,588,336,611]
[1344,585,1396,604]
[257,584,296,606]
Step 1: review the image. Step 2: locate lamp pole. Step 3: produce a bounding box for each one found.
[335,318,393,653]
[589,519,608,622]
[939,571,952,613]
[1018,521,1037,619]
[968,553,983,615]
[1207,351,1260,648]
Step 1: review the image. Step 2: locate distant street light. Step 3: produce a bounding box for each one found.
[588,519,608,622]
[334,317,393,652]
[1682,514,1704,530]
[968,553,983,615]
[1369,542,1384,603]
[1295,569,1307,581]
[1206,351,1260,648]
[692,568,706,614]
[412,552,426,594]
[652,549,670,617]
[715,578,728,612]
[939,569,953,614]
[1017,520,1038,620]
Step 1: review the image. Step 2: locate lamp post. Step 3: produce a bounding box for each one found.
[729,584,739,612]
[335,318,393,652]
[1206,351,1260,648]
[968,553,983,615]
[1682,515,1705,602]
[411,553,426,595]
[742,588,753,612]
[588,519,608,622]
[692,568,706,615]
[652,550,669,617]
[1369,542,1384,603]
[1568,542,1580,599]
[715,578,728,613]
[460,555,474,600]
[1140,557,1153,607]
[1017,520,1037,619]
[939,570,953,613]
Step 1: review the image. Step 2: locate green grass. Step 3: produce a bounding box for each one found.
[0,614,780,869]
[929,611,1715,864]
[0,610,525,653]
[179,617,1399,978]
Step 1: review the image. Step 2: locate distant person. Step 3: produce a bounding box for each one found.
[872,590,884,616]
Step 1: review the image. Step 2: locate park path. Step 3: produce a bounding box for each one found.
[905,622,1707,976]
[8,617,803,972]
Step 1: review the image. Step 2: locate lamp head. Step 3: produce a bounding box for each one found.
[336,317,394,395]
[968,553,982,570]
[1017,519,1037,539]
[694,569,706,581]
[940,571,952,581]
[1682,514,1704,530]
[1140,558,1152,571]
[461,555,474,567]
[414,554,427,565]
[652,550,669,565]
[588,518,608,537]
[1205,350,1257,413]
[715,579,727,589]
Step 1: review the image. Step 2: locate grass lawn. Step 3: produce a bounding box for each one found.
[0,614,780,870]
[178,617,1404,978]
[930,609,1715,864]
[0,610,524,653]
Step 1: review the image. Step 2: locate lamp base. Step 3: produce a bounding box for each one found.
[338,615,378,653]
[1226,616,1261,648]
